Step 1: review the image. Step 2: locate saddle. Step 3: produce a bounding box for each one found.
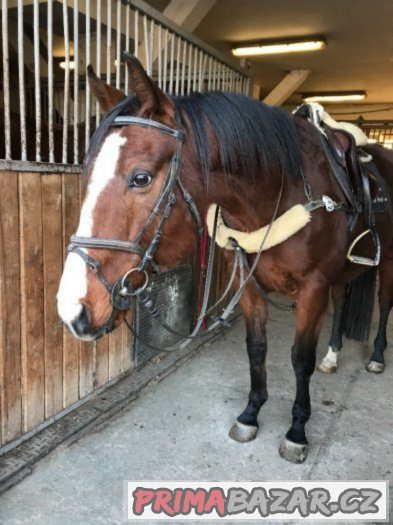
[295,103,389,266]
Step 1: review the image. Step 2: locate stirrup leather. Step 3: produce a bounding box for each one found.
[347,229,381,267]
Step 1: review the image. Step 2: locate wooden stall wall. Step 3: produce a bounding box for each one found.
[0,170,133,447]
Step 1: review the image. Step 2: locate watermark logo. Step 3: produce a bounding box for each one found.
[125,481,388,521]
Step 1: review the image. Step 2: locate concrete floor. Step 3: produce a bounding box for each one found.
[0,306,392,525]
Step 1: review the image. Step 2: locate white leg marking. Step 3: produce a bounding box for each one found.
[57,132,127,326]
[324,346,338,365]
[317,345,338,373]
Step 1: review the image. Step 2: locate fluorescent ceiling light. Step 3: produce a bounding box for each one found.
[303,92,366,103]
[59,60,75,70]
[232,39,326,57]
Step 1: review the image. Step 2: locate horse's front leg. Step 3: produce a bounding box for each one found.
[279,277,329,463]
[229,290,268,443]
[317,283,346,374]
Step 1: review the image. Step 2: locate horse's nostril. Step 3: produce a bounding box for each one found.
[71,304,92,336]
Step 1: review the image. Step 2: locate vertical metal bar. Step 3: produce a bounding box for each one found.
[207,55,212,91]
[149,19,155,76]
[193,46,198,92]
[2,0,11,159]
[157,24,162,89]
[181,40,186,96]
[187,43,192,95]
[198,49,203,92]
[212,59,217,92]
[33,0,41,161]
[175,37,181,95]
[221,65,226,92]
[62,0,70,163]
[169,33,174,94]
[96,0,102,127]
[143,15,148,71]
[73,0,79,164]
[134,9,139,58]
[47,0,54,161]
[201,53,208,92]
[18,0,26,161]
[85,0,91,153]
[163,28,168,92]
[116,0,121,89]
[106,0,112,84]
[125,3,130,93]
[227,67,232,92]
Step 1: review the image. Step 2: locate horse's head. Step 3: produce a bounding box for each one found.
[57,55,198,340]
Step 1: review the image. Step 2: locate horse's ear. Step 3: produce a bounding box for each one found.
[87,65,126,113]
[123,52,174,118]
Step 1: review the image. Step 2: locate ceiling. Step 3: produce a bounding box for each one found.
[148,0,393,107]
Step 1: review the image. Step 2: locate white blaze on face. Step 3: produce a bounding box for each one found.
[57,132,127,326]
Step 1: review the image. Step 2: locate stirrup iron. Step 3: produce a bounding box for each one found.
[347,229,381,267]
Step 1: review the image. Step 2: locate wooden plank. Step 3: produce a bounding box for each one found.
[0,172,22,445]
[19,172,45,432]
[61,174,80,406]
[121,311,133,373]
[263,69,311,106]
[95,336,109,388]
[79,339,95,397]
[42,175,63,418]
[78,177,95,398]
[108,326,123,381]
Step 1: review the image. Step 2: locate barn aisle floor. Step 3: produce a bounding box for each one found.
[0,305,392,525]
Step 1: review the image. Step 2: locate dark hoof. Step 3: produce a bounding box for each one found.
[279,437,308,464]
[365,360,385,374]
[229,422,258,443]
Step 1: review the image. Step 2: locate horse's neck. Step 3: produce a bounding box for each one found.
[184,167,284,231]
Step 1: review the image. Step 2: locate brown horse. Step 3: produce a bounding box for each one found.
[57,55,393,463]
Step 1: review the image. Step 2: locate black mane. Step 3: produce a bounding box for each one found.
[86,91,303,182]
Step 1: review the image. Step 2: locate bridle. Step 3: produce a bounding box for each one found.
[68,111,291,347]
[68,114,203,315]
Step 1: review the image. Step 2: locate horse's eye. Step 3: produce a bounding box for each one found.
[127,171,153,188]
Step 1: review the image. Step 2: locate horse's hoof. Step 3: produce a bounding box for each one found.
[317,358,337,374]
[365,360,385,374]
[229,422,258,443]
[279,438,308,464]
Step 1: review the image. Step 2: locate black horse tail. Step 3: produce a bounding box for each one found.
[343,268,377,341]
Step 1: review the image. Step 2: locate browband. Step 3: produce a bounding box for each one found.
[112,116,184,141]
